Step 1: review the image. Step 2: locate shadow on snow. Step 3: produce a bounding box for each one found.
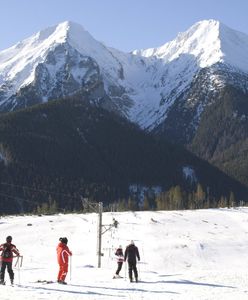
[163,279,236,289]
[70,283,179,295]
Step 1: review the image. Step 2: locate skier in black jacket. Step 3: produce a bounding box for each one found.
[124,240,140,282]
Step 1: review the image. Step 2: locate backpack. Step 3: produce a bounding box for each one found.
[1,244,12,258]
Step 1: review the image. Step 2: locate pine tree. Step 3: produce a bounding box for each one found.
[143,195,150,211]
[229,192,236,207]
[173,185,183,210]
[127,197,136,211]
[117,199,127,211]
[195,184,205,209]
[218,196,227,208]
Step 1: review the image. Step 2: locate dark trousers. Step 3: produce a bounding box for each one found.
[128,260,138,281]
[0,261,14,282]
[115,262,123,275]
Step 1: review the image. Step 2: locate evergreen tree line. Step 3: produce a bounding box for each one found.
[0,96,247,215]
[0,180,243,216]
[109,184,241,212]
[33,184,243,214]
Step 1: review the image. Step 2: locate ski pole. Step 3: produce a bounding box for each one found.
[138,261,141,281]
[20,256,23,268]
[69,256,72,282]
[17,256,20,284]
[124,261,126,281]
[14,256,19,267]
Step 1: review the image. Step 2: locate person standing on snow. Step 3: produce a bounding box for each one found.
[56,237,72,284]
[0,236,20,285]
[124,240,140,282]
[113,245,124,278]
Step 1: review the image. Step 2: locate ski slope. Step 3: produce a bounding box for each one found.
[1,208,248,299]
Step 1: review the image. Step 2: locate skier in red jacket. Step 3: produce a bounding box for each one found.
[56,237,72,284]
[0,236,20,285]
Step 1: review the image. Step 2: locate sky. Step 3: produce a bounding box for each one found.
[1,0,248,52]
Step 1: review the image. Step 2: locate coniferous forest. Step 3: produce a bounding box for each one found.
[0,96,247,214]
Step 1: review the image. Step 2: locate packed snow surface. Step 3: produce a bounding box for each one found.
[1,208,248,299]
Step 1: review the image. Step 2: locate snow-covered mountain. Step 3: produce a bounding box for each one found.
[132,19,248,134]
[0,21,138,115]
[1,19,248,136]
[134,19,248,71]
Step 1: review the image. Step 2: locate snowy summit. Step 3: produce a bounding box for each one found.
[1,19,248,131]
[133,19,248,72]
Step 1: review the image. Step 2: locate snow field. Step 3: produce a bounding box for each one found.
[1,208,248,299]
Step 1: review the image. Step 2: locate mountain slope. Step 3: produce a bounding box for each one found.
[131,19,248,128]
[1,20,248,191]
[2,19,248,132]
[2,19,248,128]
[189,85,248,186]
[0,21,140,115]
[0,96,246,214]
[135,19,248,71]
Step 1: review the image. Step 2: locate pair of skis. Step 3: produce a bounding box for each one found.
[35,280,68,285]
[113,275,123,279]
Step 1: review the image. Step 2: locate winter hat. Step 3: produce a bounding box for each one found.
[6,236,12,242]
[130,240,134,245]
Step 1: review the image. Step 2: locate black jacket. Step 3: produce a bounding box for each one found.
[124,244,140,263]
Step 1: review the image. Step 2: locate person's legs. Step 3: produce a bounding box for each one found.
[0,262,7,283]
[59,264,68,283]
[133,262,138,282]
[57,264,63,282]
[116,262,122,275]
[128,261,133,282]
[6,262,14,283]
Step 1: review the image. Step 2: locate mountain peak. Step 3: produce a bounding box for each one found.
[192,19,220,29]
[32,20,88,47]
[54,20,87,39]
[134,19,248,72]
[133,19,223,67]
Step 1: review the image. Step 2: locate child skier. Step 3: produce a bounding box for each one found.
[56,237,72,284]
[113,245,124,278]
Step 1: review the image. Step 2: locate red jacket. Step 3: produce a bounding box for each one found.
[56,242,72,265]
[0,242,20,263]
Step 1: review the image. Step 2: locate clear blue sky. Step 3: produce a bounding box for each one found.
[1,0,248,52]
